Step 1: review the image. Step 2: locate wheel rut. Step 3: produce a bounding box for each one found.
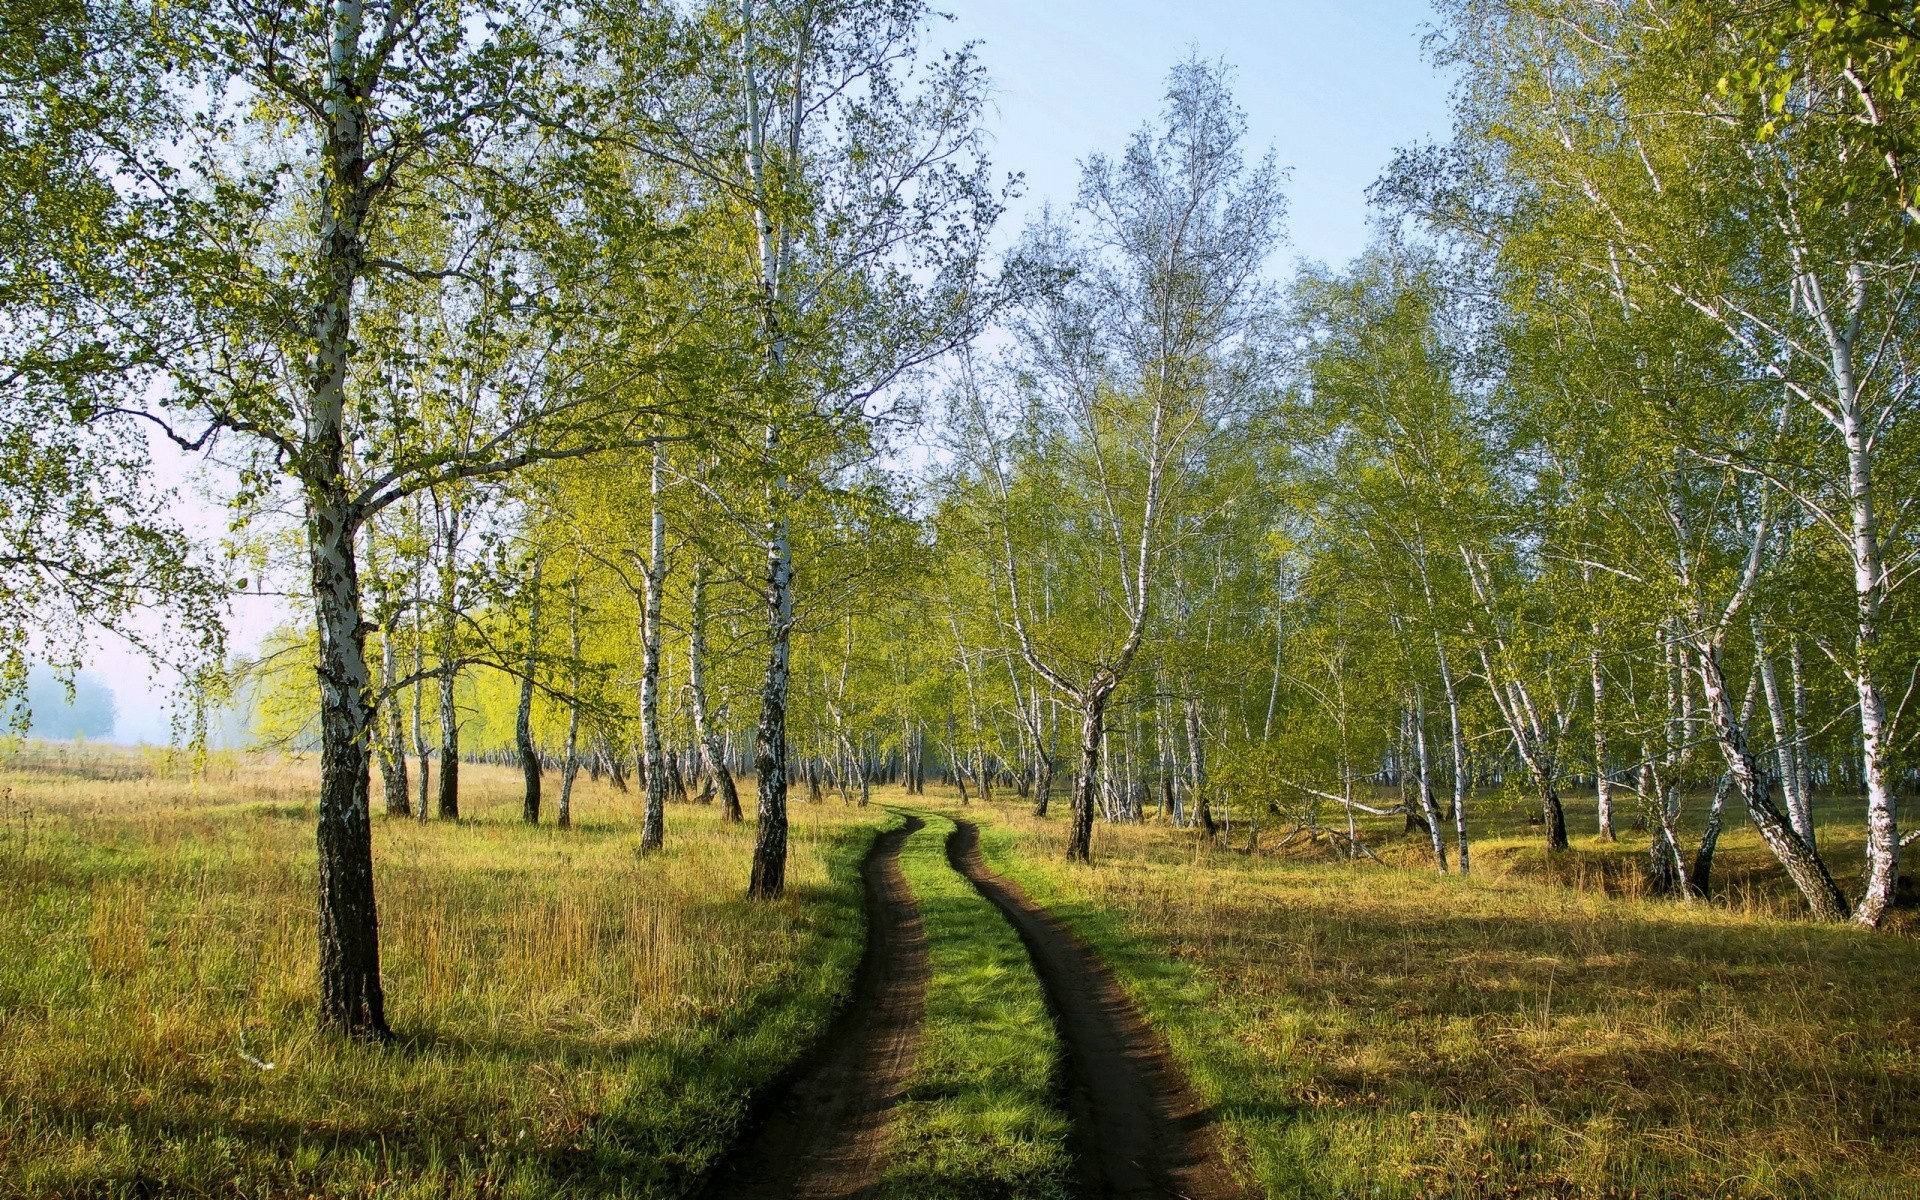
[947,817,1245,1200]
[703,813,929,1200]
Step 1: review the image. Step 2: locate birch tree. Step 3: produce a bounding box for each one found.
[607,0,999,896]
[961,57,1285,862]
[72,0,678,1037]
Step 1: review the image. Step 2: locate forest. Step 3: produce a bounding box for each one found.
[5,1,1920,1197]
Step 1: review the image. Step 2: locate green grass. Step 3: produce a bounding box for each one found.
[22,744,1904,1199]
[0,743,887,1198]
[881,807,1072,1200]
[961,790,1920,1200]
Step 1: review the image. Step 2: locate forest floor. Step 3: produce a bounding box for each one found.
[6,742,1918,1199]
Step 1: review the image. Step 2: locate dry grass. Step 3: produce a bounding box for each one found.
[959,785,1920,1200]
[0,741,884,1199]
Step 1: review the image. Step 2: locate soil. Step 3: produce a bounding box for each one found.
[947,818,1246,1200]
[702,814,930,1200]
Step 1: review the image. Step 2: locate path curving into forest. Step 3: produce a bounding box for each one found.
[702,813,929,1200]
[947,818,1246,1200]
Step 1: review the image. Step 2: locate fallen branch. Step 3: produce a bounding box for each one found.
[1278,777,1407,816]
[1325,827,1387,866]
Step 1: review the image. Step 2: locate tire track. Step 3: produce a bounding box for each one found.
[947,818,1245,1200]
[703,813,929,1200]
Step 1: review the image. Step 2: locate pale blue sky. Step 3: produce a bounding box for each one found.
[940,0,1454,267]
[92,1,1455,744]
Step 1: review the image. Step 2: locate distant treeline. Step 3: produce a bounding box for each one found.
[6,668,116,741]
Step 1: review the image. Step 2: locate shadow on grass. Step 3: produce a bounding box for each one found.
[975,820,1920,1200]
[4,815,881,1200]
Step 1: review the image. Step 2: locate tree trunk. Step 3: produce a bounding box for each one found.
[1642,754,1688,898]
[558,701,579,830]
[411,554,430,824]
[1538,776,1567,851]
[1791,637,1815,824]
[1755,620,1813,844]
[639,448,667,854]
[1412,693,1447,872]
[1694,640,1850,921]
[558,575,582,829]
[844,735,870,807]
[1591,641,1613,841]
[378,619,410,818]
[434,496,461,822]
[1694,660,1761,894]
[1031,721,1053,818]
[1466,555,1565,850]
[1066,693,1105,862]
[1437,633,1469,875]
[518,558,544,825]
[748,509,793,900]
[1186,697,1215,838]
[437,664,459,820]
[689,563,741,823]
[1692,771,1734,896]
[311,488,387,1038]
[1478,654,1566,851]
[1830,279,1898,927]
[1099,724,1118,822]
[293,0,392,1042]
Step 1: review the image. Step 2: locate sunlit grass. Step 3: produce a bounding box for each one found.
[961,786,1920,1200]
[881,803,1072,1200]
[0,740,885,1198]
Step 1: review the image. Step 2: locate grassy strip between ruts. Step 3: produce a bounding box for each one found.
[0,748,887,1199]
[967,796,1920,1200]
[880,807,1072,1200]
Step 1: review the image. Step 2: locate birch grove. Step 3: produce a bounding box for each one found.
[16,0,1920,1040]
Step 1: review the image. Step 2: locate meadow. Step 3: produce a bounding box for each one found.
[6,740,1918,1200]
[969,785,1920,1200]
[0,741,884,1199]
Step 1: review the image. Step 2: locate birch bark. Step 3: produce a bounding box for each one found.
[689,560,741,822]
[558,575,581,830]
[639,448,667,853]
[309,0,383,1037]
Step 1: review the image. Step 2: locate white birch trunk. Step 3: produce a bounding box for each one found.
[639,448,667,853]
[1753,618,1812,843]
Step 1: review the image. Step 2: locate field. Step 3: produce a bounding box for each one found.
[968,785,1920,1199]
[0,742,884,1199]
[5,742,1918,1199]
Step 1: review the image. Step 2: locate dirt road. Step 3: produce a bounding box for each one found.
[947,818,1244,1200]
[702,814,929,1200]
